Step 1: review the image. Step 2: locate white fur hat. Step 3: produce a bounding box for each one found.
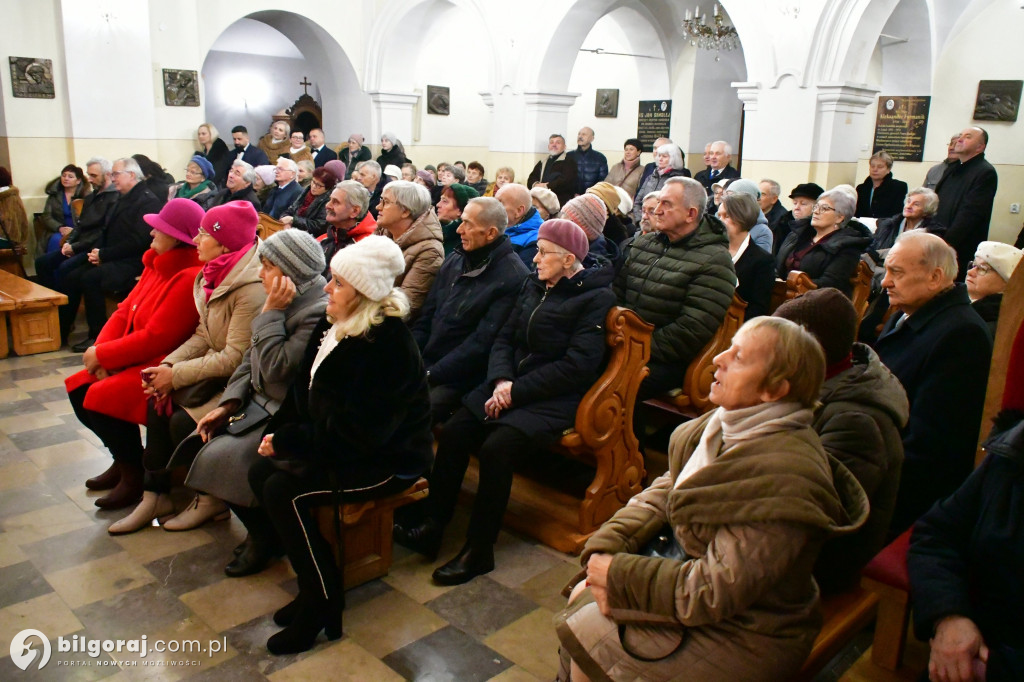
[975,241,1023,281]
[329,235,405,301]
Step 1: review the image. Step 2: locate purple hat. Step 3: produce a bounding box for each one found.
[324,159,347,182]
[143,198,205,246]
[538,219,589,262]
[415,170,436,188]
[200,201,258,252]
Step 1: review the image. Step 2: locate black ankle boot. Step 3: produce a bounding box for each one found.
[393,518,443,560]
[224,540,282,577]
[432,543,494,586]
[266,595,342,655]
[273,596,300,627]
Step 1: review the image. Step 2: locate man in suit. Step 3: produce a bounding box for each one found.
[527,134,578,209]
[231,125,269,168]
[694,140,740,194]
[309,128,337,168]
[262,158,303,219]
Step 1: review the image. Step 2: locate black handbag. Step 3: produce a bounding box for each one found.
[225,401,271,435]
[172,376,228,408]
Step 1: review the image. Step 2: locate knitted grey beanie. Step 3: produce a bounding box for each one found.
[257,228,326,292]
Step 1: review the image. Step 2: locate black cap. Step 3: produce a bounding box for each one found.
[789,182,825,200]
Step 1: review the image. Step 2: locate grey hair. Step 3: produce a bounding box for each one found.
[664,177,708,214]
[870,150,894,169]
[712,140,733,156]
[642,190,661,204]
[831,184,858,204]
[720,193,760,232]
[466,197,509,234]
[297,159,315,175]
[384,180,431,219]
[272,120,291,136]
[335,180,370,217]
[86,157,112,174]
[231,160,256,185]
[359,160,381,180]
[894,229,958,281]
[450,165,466,182]
[759,178,781,198]
[906,186,939,217]
[656,143,685,171]
[819,188,856,224]
[114,157,144,182]
[276,158,298,174]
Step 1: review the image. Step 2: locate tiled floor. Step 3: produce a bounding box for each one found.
[0,349,929,680]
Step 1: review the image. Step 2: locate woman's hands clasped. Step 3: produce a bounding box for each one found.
[484,380,513,419]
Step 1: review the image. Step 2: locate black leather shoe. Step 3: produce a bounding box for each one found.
[432,544,494,586]
[233,536,250,557]
[266,596,342,655]
[393,518,442,560]
[224,542,282,578]
[72,337,97,353]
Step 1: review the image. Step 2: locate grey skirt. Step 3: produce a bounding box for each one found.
[171,427,265,507]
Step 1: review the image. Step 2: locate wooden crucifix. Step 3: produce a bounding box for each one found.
[299,77,311,95]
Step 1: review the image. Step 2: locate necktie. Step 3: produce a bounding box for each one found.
[710,169,718,180]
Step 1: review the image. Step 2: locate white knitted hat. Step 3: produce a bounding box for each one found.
[975,241,1023,281]
[329,235,405,301]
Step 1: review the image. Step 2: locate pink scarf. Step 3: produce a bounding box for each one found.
[201,243,252,301]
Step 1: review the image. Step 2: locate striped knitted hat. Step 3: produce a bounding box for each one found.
[257,228,326,293]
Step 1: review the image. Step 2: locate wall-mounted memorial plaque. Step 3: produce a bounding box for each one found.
[427,85,450,115]
[9,57,54,99]
[872,95,930,162]
[637,100,671,151]
[163,69,200,107]
[596,89,618,118]
[973,80,1022,122]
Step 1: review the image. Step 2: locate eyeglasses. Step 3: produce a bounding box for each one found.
[196,227,213,239]
[968,261,994,276]
[812,203,836,214]
[184,167,202,176]
[536,247,567,258]
[310,180,325,189]
[378,197,395,208]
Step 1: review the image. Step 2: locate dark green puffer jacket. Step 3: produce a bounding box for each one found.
[613,215,736,366]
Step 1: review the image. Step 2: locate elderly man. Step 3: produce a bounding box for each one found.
[571,127,609,195]
[496,183,544,266]
[615,177,736,398]
[637,191,660,235]
[412,197,530,423]
[320,180,375,271]
[58,157,162,349]
[935,126,999,280]
[759,178,787,233]
[262,158,302,219]
[353,160,385,218]
[694,140,740,194]
[231,125,269,167]
[875,230,992,535]
[923,133,960,190]
[202,160,261,211]
[437,183,480,255]
[527,134,578,208]
[375,180,444,317]
[308,128,336,168]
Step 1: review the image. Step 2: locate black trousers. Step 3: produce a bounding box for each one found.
[58,259,141,340]
[67,383,144,466]
[143,401,197,493]
[426,407,535,547]
[36,250,87,291]
[248,456,411,602]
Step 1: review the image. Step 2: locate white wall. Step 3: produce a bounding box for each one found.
[688,45,746,171]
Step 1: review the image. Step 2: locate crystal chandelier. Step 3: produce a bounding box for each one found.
[682,4,740,60]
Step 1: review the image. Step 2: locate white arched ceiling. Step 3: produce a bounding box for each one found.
[874,0,932,95]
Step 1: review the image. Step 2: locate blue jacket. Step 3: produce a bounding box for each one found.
[263,181,303,219]
[571,146,609,195]
[506,207,544,268]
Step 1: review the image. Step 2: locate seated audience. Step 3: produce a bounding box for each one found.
[321,180,375,269]
[133,154,174,206]
[966,241,1022,336]
[604,138,644,200]
[759,178,787,233]
[706,178,727,217]
[774,288,908,593]
[296,160,315,188]
[283,130,312,165]
[258,120,291,165]
[377,132,411,169]
[322,160,347,189]
[586,181,633,244]
[375,180,444,317]
[308,128,336,168]
[64,199,204,509]
[561,194,617,265]
[718,192,774,319]
[352,160,385,218]
[109,202,265,535]
[414,168,442,205]
[40,164,89,254]
[856,150,909,219]
[869,187,945,259]
[721,178,774,253]
[168,155,216,203]
[527,134,578,208]
[201,160,262,212]
[262,158,303,220]
[280,166,338,237]
[616,177,736,399]
[465,161,488,195]
[337,133,370,178]
[693,140,737,194]
[555,316,866,682]
[483,166,514,197]
[412,197,529,423]
[250,235,432,655]
[252,165,276,204]
[631,143,688,223]
[231,125,270,168]
[437,183,480,255]
[776,187,872,296]
[635,136,672,194]
[496,183,544,266]
[401,163,417,182]
[196,122,232,185]
[531,187,560,221]
[875,230,992,535]
[635,191,660,235]
[771,182,823,255]
[383,164,401,183]
[395,220,615,585]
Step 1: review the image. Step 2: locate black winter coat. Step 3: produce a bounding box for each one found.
[909,411,1024,680]
[463,262,615,441]
[875,283,992,534]
[776,219,873,296]
[282,188,331,237]
[98,182,162,265]
[268,316,433,484]
[376,147,410,171]
[855,173,908,219]
[200,137,233,186]
[734,241,775,319]
[338,146,371,178]
[412,236,530,390]
[972,292,1002,338]
[868,214,945,258]
[201,186,262,213]
[935,153,999,280]
[527,154,578,209]
[67,185,119,255]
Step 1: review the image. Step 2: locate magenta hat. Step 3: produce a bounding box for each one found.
[538,219,589,262]
[143,198,205,246]
[324,159,347,182]
[200,201,258,252]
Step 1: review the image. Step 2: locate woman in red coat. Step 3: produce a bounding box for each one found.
[65,198,204,509]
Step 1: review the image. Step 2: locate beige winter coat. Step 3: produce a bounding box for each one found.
[389,209,444,317]
[163,245,266,420]
[557,409,869,682]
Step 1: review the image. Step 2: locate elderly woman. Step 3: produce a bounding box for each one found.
[171,230,327,577]
[374,180,444,317]
[296,160,315,188]
[108,201,266,534]
[776,188,872,296]
[337,134,371,179]
[631,143,688,223]
[64,199,203,509]
[279,167,338,237]
[719,193,775,319]
[855,150,909,219]
[377,131,410,169]
[483,166,514,197]
[967,240,1023,336]
[252,165,277,203]
[285,131,312,166]
[249,235,432,655]
[531,186,560,221]
[258,120,291,165]
[869,187,945,259]
[196,122,231,185]
[556,316,867,681]
[40,164,89,253]
[394,220,615,585]
[169,155,217,203]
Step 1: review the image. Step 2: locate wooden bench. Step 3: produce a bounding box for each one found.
[791,586,881,681]
[462,306,653,554]
[768,262,874,325]
[0,270,67,355]
[257,213,287,241]
[314,477,429,589]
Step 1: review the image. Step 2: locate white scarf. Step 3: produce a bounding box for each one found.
[309,323,344,387]
[674,401,813,488]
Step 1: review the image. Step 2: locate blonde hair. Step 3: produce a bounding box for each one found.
[330,288,410,340]
[741,316,824,408]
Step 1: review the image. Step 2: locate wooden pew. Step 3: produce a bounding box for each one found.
[462,306,654,554]
[769,263,875,326]
[849,259,873,321]
[0,270,67,355]
[792,586,881,681]
[257,213,287,241]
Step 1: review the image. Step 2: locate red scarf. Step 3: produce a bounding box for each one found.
[201,242,252,301]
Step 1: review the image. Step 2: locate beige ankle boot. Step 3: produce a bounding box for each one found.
[108,491,174,535]
[162,493,229,532]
